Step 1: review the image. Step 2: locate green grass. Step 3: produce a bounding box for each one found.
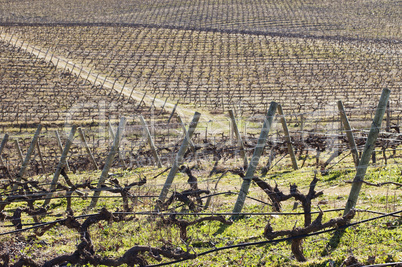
[1,154,402,266]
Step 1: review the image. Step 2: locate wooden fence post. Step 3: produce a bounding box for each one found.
[13,125,42,191]
[337,100,359,168]
[139,115,162,168]
[228,110,248,169]
[344,88,391,215]
[88,117,126,209]
[232,102,278,219]
[78,127,98,170]
[277,104,298,170]
[55,130,71,172]
[157,112,201,205]
[43,126,77,206]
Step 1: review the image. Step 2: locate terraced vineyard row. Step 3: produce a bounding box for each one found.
[3,26,400,119]
[0,0,400,41]
[0,39,169,127]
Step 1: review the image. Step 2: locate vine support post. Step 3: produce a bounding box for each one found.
[157,112,201,206]
[35,138,45,173]
[386,100,390,132]
[109,120,127,168]
[277,104,298,170]
[232,102,278,219]
[88,117,126,209]
[43,126,77,207]
[0,134,9,168]
[300,114,304,142]
[167,102,178,124]
[55,130,71,172]
[228,110,248,169]
[14,139,24,164]
[12,125,42,191]
[344,88,391,215]
[136,92,147,110]
[139,115,162,168]
[337,100,359,168]
[177,114,195,151]
[78,127,98,170]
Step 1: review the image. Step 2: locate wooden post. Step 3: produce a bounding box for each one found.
[158,97,169,115]
[157,112,201,204]
[232,102,278,219]
[108,121,115,140]
[386,101,390,132]
[0,134,9,168]
[344,88,391,215]
[14,139,24,164]
[43,126,77,206]
[109,121,127,168]
[55,130,70,172]
[13,125,42,191]
[139,115,162,168]
[337,100,359,168]
[136,92,147,110]
[300,114,304,142]
[78,127,98,170]
[88,117,126,209]
[0,134,9,160]
[35,138,45,173]
[148,95,157,112]
[177,115,195,151]
[167,103,178,124]
[277,104,298,170]
[228,110,248,169]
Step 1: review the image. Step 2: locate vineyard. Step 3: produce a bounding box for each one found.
[0,0,401,266]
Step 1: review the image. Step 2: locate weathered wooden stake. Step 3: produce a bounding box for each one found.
[88,117,126,209]
[386,101,390,132]
[157,112,201,205]
[35,138,45,173]
[277,104,298,170]
[13,125,42,191]
[337,100,359,168]
[78,127,98,170]
[228,110,248,169]
[300,114,304,142]
[43,126,77,206]
[55,130,71,172]
[344,88,391,215]
[136,92,147,110]
[158,97,169,115]
[148,95,157,112]
[177,115,195,151]
[0,134,9,159]
[108,121,115,140]
[0,134,9,168]
[109,121,127,168]
[14,139,24,164]
[232,102,278,219]
[167,103,178,124]
[139,115,162,168]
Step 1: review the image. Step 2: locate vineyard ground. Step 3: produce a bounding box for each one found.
[2,152,402,266]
